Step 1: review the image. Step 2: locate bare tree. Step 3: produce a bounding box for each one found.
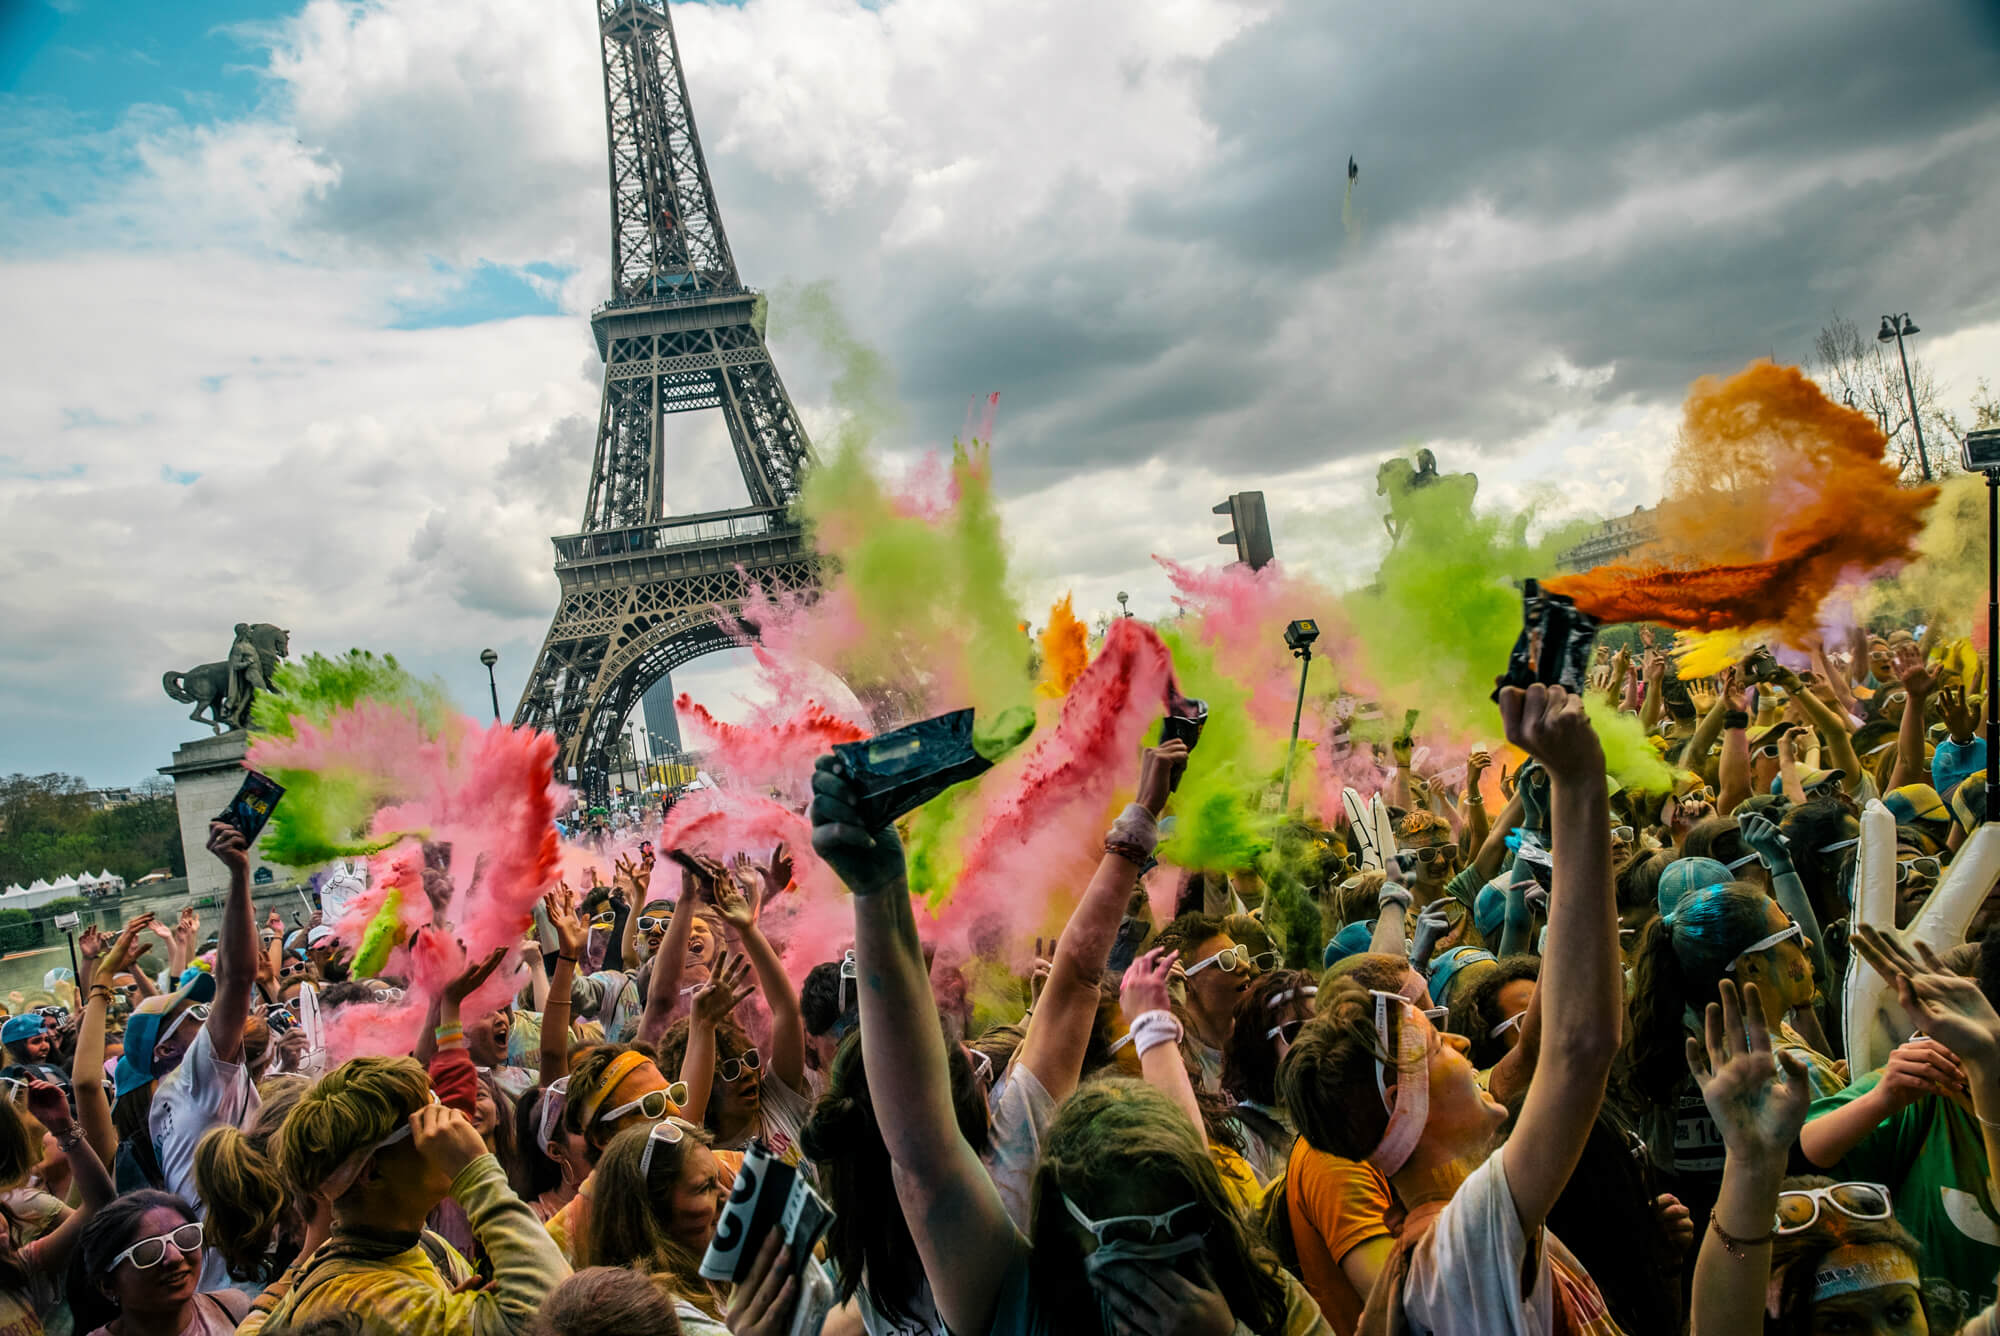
[1812,312,1962,482]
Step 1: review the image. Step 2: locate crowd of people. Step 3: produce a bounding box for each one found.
[4,622,2000,1335]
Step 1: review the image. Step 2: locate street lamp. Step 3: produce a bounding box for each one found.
[1878,313,1931,482]
[1279,618,1321,811]
[479,649,501,722]
[1117,591,1131,618]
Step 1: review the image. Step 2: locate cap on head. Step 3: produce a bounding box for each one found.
[1658,858,1733,918]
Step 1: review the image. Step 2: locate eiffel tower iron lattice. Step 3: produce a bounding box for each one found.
[515,0,817,800]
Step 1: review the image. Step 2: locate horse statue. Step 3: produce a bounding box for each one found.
[162,623,291,734]
[1377,449,1478,547]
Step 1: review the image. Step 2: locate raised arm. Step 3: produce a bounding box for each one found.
[713,850,806,1095]
[1462,749,1492,850]
[1496,684,1618,1231]
[1465,788,1525,892]
[1370,872,1412,957]
[680,952,754,1127]
[540,887,585,1087]
[1677,668,1736,772]
[811,755,1021,1336]
[1887,648,1936,793]
[1688,980,1812,1336]
[18,1081,114,1277]
[1639,651,1667,734]
[636,857,708,1050]
[1014,742,1181,1105]
[76,916,152,1168]
[611,855,644,974]
[1120,949,1205,1142]
[205,820,258,1064]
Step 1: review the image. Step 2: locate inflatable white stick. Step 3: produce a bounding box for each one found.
[1343,788,1380,869]
[1371,792,1399,867]
[1844,800,1900,1076]
[1909,821,2000,952]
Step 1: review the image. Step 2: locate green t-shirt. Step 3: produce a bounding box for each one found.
[1805,1069,2000,1313]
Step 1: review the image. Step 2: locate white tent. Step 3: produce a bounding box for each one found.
[1,886,21,897]
[47,875,77,891]
[26,880,50,894]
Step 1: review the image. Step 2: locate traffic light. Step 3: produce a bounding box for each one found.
[1214,491,1275,570]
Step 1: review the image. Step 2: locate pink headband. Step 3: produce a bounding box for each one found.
[1367,991,1429,1176]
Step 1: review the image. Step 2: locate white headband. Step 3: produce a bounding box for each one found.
[1366,991,1429,1177]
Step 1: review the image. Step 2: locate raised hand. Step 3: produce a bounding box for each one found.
[544,886,586,960]
[410,1101,489,1181]
[24,1081,73,1135]
[760,844,793,898]
[694,950,756,1026]
[77,926,106,963]
[1136,739,1190,816]
[1940,685,1978,743]
[1119,947,1177,1023]
[1893,643,1938,699]
[1685,979,1811,1162]
[1736,812,1790,869]
[174,907,200,946]
[711,862,761,930]
[1854,925,2000,1071]
[808,756,905,897]
[206,821,250,874]
[1497,683,1605,783]
[443,946,509,1006]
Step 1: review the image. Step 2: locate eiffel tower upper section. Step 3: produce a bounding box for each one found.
[515,0,817,793]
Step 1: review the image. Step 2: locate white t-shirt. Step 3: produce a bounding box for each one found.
[1402,1150,1554,1336]
[149,1024,259,1293]
[715,1075,814,1167]
[981,1064,1057,1231]
[858,1272,946,1336]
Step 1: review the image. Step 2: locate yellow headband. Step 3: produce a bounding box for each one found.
[577,1051,652,1127]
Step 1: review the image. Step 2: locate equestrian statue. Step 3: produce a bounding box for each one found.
[162,623,291,734]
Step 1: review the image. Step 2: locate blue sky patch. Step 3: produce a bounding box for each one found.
[161,465,201,485]
[388,260,570,330]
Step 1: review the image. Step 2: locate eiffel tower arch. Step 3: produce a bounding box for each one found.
[515,0,817,800]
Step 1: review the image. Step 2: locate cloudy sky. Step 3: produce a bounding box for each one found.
[4,0,1998,788]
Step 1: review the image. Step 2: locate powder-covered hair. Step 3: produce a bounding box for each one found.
[1765,1176,1958,1336]
[1624,882,1773,1106]
[1026,1080,1287,1336]
[273,1057,430,1201]
[1222,970,1315,1107]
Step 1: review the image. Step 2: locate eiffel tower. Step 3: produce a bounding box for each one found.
[516,0,817,800]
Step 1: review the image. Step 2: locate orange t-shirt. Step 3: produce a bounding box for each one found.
[1287,1143,1395,1335]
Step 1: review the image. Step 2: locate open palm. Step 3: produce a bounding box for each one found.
[1686,980,1811,1161]
[1855,925,2000,1069]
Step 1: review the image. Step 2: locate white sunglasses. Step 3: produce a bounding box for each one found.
[597,1080,691,1125]
[1724,922,1804,973]
[639,1117,693,1181]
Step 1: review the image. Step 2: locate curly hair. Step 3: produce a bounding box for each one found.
[651,1019,755,1137]
[1448,956,1541,1071]
[1280,977,1394,1161]
[1027,1080,1287,1336]
[273,1057,430,1202]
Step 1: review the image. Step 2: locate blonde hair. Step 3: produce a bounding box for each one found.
[273,1057,430,1200]
[195,1075,310,1281]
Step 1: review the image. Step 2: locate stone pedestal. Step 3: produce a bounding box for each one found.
[160,732,283,899]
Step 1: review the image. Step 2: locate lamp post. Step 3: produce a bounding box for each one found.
[1117,591,1131,618]
[479,649,501,722]
[1962,428,2000,826]
[1280,619,1321,812]
[1879,314,1931,482]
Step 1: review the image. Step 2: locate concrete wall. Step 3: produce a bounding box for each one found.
[160,732,287,899]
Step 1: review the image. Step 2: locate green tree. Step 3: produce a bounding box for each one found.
[0,774,185,888]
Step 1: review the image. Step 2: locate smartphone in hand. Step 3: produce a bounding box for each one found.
[215,771,285,844]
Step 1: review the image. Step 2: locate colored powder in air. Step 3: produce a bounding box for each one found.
[1584,698,1672,794]
[1548,362,1936,640]
[677,696,866,804]
[1343,476,1591,742]
[944,619,1174,935]
[247,701,444,866]
[1038,595,1089,699]
[1156,624,1277,871]
[1858,473,1988,637]
[251,649,451,739]
[1672,626,1773,681]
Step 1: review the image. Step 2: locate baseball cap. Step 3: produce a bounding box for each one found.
[0,1016,43,1048]
[1321,920,1376,970]
[114,970,218,1096]
[1428,945,1496,1008]
[1885,784,1949,829]
[1658,858,1733,917]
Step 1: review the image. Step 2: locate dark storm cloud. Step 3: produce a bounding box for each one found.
[858,0,2000,489]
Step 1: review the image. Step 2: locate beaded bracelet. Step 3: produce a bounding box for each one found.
[1707,1215,1773,1260]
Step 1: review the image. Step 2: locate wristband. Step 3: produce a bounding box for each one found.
[1708,1214,1773,1259]
[54,1129,83,1150]
[1724,710,1750,731]
[1127,1008,1183,1058]
[434,1022,465,1049]
[1378,884,1413,912]
[1105,804,1160,857]
[1463,792,1484,806]
[557,954,579,965]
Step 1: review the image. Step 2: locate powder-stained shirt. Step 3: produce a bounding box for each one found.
[1288,1145,1395,1335]
[240,1154,569,1336]
[151,1024,259,1294]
